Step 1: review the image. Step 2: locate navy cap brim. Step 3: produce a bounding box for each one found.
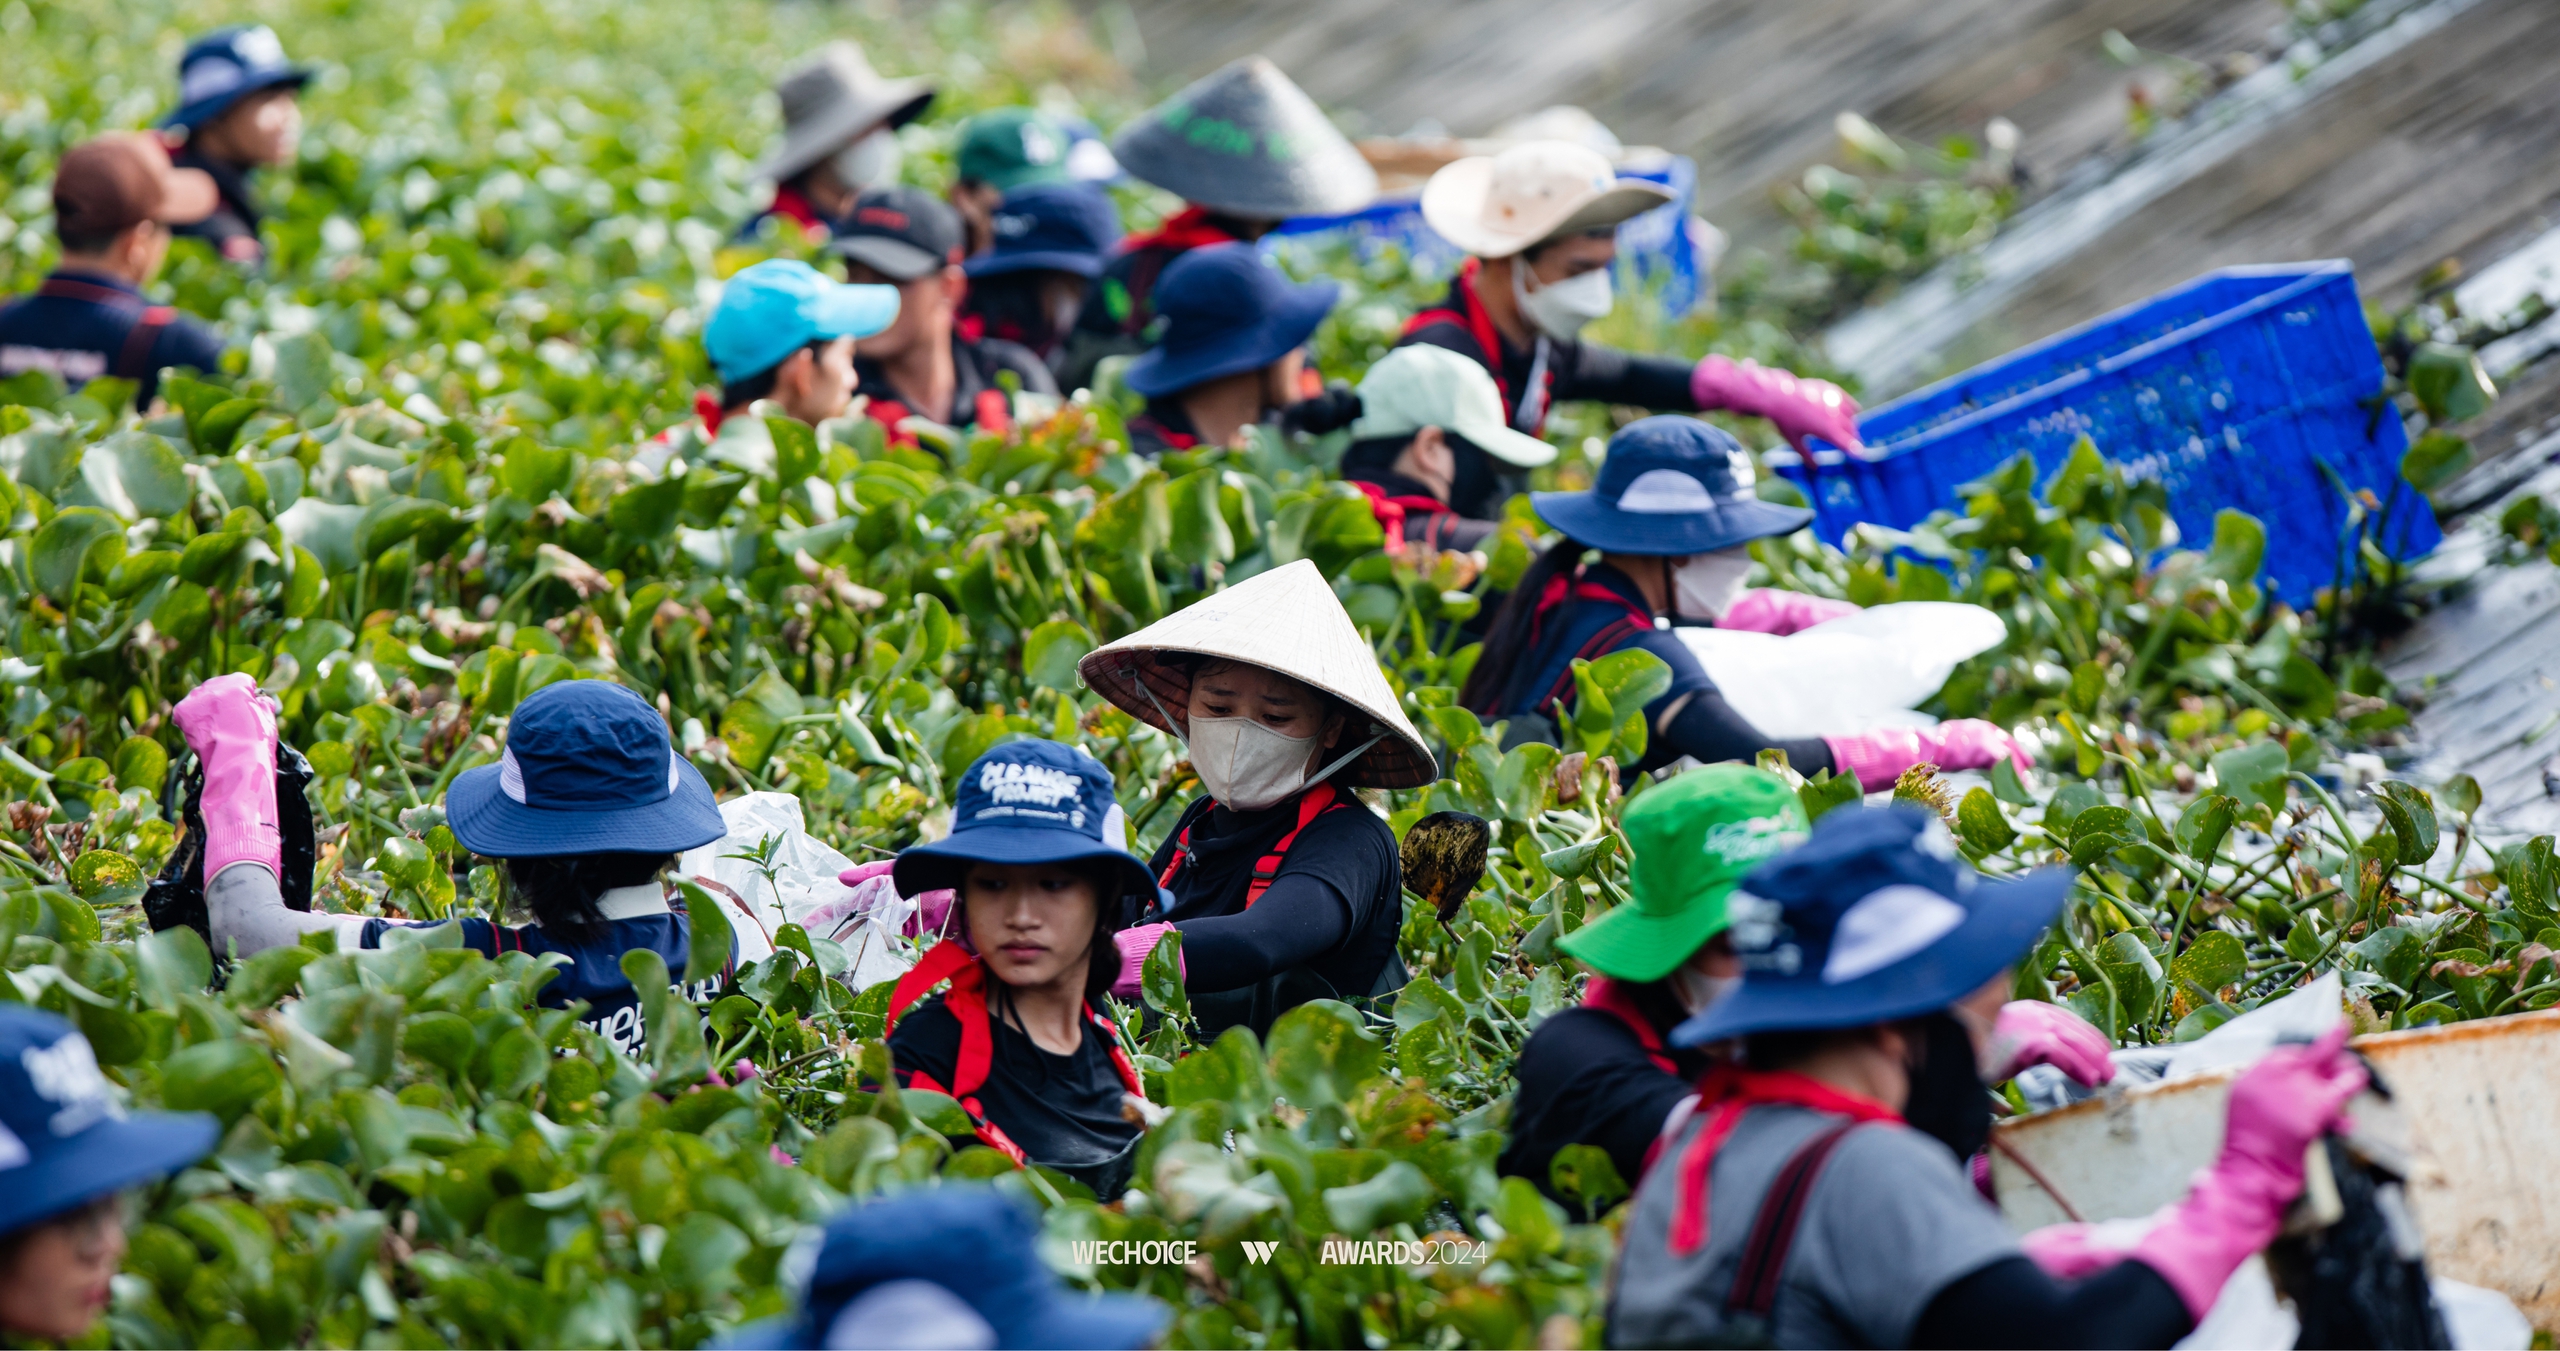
[0,1109,217,1232]
[1532,489,1814,556]
[1670,867,2073,1047]
[965,249,1107,281]
[161,66,315,130]
[999,1290,1170,1351]
[446,756,727,858]
[1124,276,1338,398]
[894,824,1158,904]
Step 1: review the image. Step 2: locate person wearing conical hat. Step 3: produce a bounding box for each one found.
[1498,765,1803,1201]
[1401,140,1860,449]
[1060,56,1376,393]
[1459,417,2030,789]
[1077,560,1435,1039]
[742,42,935,242]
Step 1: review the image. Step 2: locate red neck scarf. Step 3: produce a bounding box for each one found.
[1117,205,1241,256]
[767,184,826,233]
[1348,480,1450,553]
[1667,1066,1903,1254]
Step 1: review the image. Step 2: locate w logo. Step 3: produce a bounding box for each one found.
[1240,1240,1278,1264]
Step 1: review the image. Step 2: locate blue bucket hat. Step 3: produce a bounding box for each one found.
[966,183,1124,281]
[1671,805,2073,1047]
[162,26,315,131]
[1533,416,1814,556]
[1124,243,1339,399]
[445,680,726,858]
[704,259,901,386]
[895,741,1158,911]
[722,1186,1166,1349]
[0,1008,217,1235]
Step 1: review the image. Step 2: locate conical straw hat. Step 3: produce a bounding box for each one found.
[1109,56,1378,221]
[1078,559,1436,789]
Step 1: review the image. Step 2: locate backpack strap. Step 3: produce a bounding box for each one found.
[1725,1120,1863,1320]
[1535,612,1652,724]
[115,306,175,382]
[1154,782,1351,908]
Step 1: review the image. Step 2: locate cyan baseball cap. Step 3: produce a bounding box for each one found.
[703,259,900,385]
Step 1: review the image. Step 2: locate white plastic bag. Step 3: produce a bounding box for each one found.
[673,791,913,990]
[1675,601,2008,738]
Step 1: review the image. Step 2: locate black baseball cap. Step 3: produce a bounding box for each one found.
[830,186,965,282]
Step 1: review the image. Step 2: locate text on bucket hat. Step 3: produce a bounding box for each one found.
[1349,343,1557,468]
[703,259,900,386]
[964,182,1124,280]
[755,41,935,183]
[1530,415,1813,556]
[1670,805,2075,1047]
[891,740,1157,911]
[1121,243,1339,399]
[957,108,1073,192]
[830,185,965,282]
[0,1006,217,1235]
[1108,56,1377,221]
[1559,764,1807,984]
[162,25,314,131]
[1419,140,1675,260]
[1078,559,1436,789]
[443,680,727,859]
[52,133,219,242]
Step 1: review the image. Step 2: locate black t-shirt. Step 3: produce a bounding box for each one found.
[1500,985,1712,1199]
[889,993,1142,1196]
[1148,788,1404,1038]
[853,332,1059,432]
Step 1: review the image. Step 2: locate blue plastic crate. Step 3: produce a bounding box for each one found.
[1773,261,2435,604]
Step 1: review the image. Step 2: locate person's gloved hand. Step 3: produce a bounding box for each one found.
[1986,1000,2116,1086]
[1716,588,1861,635]
[1821,720,2032,792]
[171,673,282,883]
[1690,355,1861,454]
[2128,1025,2367,1318]
[1110,921,1182,999]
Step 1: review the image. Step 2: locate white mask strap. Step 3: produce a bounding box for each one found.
[1303,730,1385,791]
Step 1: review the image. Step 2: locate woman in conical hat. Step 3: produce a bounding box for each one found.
[1078,559,1435,1038]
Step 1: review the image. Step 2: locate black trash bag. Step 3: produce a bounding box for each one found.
[2265,1061,2451,1350]
[142,742,320,952]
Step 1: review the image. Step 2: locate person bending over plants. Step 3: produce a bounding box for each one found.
[177,674,732,1058]
[883,741,1159,1199]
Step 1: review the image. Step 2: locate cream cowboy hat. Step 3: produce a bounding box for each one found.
[1077,559,1437,789]
[1419,139,1675,260]
[755,41,936,183]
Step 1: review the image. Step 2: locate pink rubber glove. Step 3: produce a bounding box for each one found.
[1986,1000,2116,1086]
[1717,588,1861,635]
[1822,720,2031,792]
[906,889,958,942]
[171,673,282,883]
[1111,921,1181,999]
[2128,1025,2368,1318]
[836,861,896,887]
[1690,355,1862,454]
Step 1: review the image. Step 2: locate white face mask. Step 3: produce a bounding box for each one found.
[1671,967,1740,1017]
[1186,715,1321,812]
[1672,548,1755,621]
[832,128,903,190]
[1513,260,1614,340]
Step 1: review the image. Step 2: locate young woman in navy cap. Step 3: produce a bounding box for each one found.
[882,740,1158,1198]
[174,673,733,1057]
[1460,415,2029,787]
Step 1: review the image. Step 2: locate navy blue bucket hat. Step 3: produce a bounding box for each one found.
[1124,243,1339,398]
[1533,415,1814,556]
[1672,805,2073,1048]
[0,1007,217,1235]
[966,182,1124,281]
[895,740,1158,911]
[445,680,726,858]
[720,1186,1166,1349]
[163,26,315,131]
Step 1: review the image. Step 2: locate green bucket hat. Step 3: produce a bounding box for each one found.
[1558,764,1807,983]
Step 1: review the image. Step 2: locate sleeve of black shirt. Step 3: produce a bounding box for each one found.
[152,313,226,380]
[1551,340,1698,411]
[1660,687,1835,775]
[1912,1256,2193,1350]
[1498,1007,1692,1194]
[1173,870,1349,992]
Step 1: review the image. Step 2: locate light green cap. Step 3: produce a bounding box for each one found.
[957,108,1073,192]
[1349,344,1558,468]
[1558,764,1807,983]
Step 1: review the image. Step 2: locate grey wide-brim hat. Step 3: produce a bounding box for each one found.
[756,41,936,183]
[1078,559,1436,789]
[1110,56,1377,221]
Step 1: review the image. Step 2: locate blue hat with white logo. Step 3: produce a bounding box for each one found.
[893,740,1157,910]
[1533,415,1813,556]
[703,258,901,386]
[965,182,1124,280]
[0,1007,217,1235]
[444,680,727,858]
[162,25,315,131]
[1671,805,2074,1047]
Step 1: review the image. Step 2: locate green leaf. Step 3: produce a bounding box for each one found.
[663,1212,751,1294]
[608,475,686,540]
[765,416,820,487]
[1989,755,2037,806]
[1547,1143,1630,1218]
[1798,769,1864,822]
[1165,466,1235,566]
[270,330,338,411]
[675,880,735,987]
[2407,342,2496,425]
[160,1039,281,1122]
[1265,999,1384,1110]
[2067,804,2138,866]
[2202,510,2267,587]
[499,436,574,503]
[619,946,708,1082]
[135,926,214,1010]
[279,498,365,575]
[2402,429,2473,495]
[1540,835,1617,881]
[77,431,192,521]
[1021,619,1096,692]
[67,850,141,900]
[2170,930,2246,995]
[113,736,168,797]
[1323,1160,1435,1233]
[2173,795,2238,863]
[1141,926,1190,1026]
[2370,781,2438,867]
[356,495,451,561]
[1954,787,2016,854]
[2208,742,2289,814]
[2094,931,2164,1023]
[2352,925,2424,991]
[30,506,122,597]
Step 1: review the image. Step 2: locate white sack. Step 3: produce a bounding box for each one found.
[674,791,913,989]
[1674,601,2009,738]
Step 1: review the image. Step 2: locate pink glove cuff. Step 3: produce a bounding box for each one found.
[1111,922,1181,999]
[1821,728,1918,793]
[1988,1000,2116,1086]
[1690,355,1863,453]
[172,674,283,884]
[1718,588,1860,636]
